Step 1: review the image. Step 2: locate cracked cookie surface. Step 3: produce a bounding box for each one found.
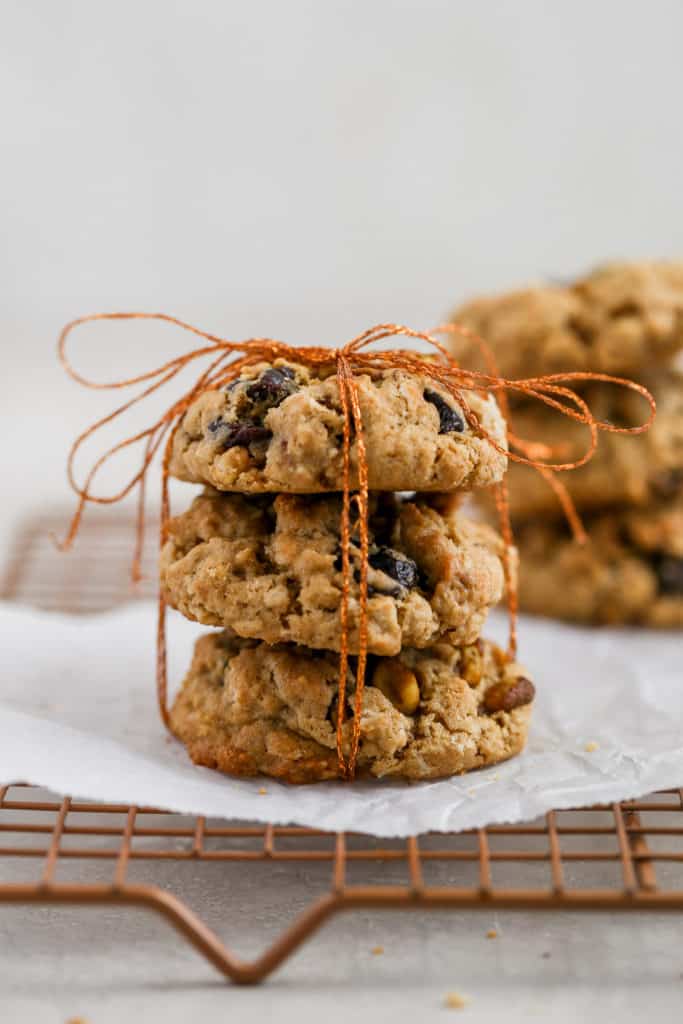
[170,631,534,783]
[450,261,683,379]
[168,360,507,493]
[161,490,507,655]
[516,495,683,627]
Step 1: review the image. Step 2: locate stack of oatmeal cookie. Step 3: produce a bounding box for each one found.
[451,261,683,627]
[160,358,535,782]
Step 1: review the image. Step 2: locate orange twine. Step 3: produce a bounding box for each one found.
[57,314,656,780]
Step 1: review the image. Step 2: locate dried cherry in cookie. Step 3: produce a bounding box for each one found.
[206,366,298,451]
[245,366,297,407]
[207,417,272,449]
[423,388,465,434]
[368,547,419,592]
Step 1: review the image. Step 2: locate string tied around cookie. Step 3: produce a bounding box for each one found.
[57,313,656,780]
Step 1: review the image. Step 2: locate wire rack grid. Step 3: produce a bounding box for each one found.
[1,511,682,984]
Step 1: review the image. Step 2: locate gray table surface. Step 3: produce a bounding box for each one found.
[2,814,682,1023]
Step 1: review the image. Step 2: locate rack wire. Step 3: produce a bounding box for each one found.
[1,511,682,984]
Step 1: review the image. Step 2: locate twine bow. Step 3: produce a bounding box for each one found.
[58,314,656,779]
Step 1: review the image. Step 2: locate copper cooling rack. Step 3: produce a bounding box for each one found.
[1,511,683,985]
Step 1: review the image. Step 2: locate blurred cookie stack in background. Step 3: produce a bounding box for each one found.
[159,356,536,782]
[450,262,683,627]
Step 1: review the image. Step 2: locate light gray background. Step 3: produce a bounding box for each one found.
[2,0,683,542]
[2,2,683,1019]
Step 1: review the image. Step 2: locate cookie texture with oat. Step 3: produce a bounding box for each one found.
[450,261,683,379]
[516,495,683,627]
[170,631,534,783]
[161,489,507,655]
[168,360,507,493]
[501,372,683,518]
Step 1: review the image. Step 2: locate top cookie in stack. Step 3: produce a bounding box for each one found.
[168,359,507,492]
[449,261,683,627]
[163,357,536,782]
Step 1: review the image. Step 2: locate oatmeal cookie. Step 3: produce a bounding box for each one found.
[516,495,683,627]
[168,360,507,493]
[501,373,683,518]
[450,261,683,379]
[161,489,507,655]
[170,631,534,782]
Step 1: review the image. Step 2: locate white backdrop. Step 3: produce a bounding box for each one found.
[2,13,683,1018]
[1,0,682,546]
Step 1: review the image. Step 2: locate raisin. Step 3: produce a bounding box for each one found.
[207,416,226,435]
[652,468,683,500]
[245,367,297,407]
[368,547,419,591]
[207,417,272,449]
[655,555,683,595]
[333,544,419,597]
[423,389,465,433]
[334,559,389,597]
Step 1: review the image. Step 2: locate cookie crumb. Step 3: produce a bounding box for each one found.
[258,787,268,795]
[66,1018,90,1024]
[371,945,384,955]
[444,991,469,1009]
[486,928,498,939]
[584,741,599,753]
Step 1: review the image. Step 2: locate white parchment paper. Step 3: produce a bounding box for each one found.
[0,601,681,836]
